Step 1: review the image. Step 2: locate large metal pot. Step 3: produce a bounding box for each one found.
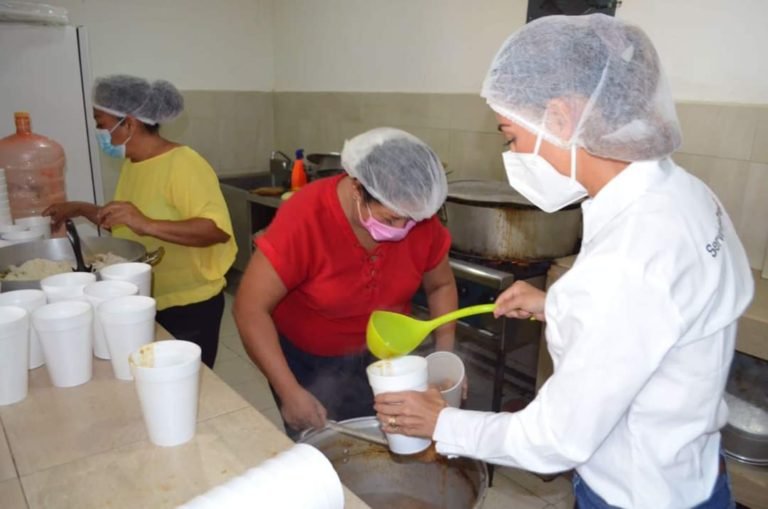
[722,352,768,466]
[306,152,345,181]
[299,416,488,508]
[444,179,582,261]
[0,237,148,291]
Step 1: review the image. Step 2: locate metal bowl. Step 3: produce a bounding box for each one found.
[0,237,146,291]
[299,416,488,508]
[722,353,768,467]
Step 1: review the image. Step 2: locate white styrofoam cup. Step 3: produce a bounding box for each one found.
[129,340,201,446]
[40,272,97,303]
[32,301,93,388]
[426,351,466,408]
[99,295,156,380]
[99,262,152,297]
[366,355,431,455]
[0,289,47,368]
[0,306,29,405]
[83,280,139,359]
[178,443,343,509]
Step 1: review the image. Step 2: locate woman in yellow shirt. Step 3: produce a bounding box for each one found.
[45,75,237,368]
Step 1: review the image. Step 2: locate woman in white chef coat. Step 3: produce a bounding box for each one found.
[374,14,754,509]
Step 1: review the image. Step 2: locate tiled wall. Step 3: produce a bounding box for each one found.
[99,91,275,201]
[272,92,768,272]
[98,91,768,272]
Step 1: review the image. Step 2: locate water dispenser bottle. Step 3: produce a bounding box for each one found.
[0,112,67,220]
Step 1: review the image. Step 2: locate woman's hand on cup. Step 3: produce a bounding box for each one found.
[374,387,447,439]
[493,280,546,321]
[280,387,327,432]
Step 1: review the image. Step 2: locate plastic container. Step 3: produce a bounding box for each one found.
[0,112,67,220]
[290,148,307,191]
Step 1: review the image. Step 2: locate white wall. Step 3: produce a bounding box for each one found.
[273,0,768,104]
[273,0,526,93]
[618,0,768,104]
[40,0,274,91]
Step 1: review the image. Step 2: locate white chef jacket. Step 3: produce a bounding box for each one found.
[433,159,754,509]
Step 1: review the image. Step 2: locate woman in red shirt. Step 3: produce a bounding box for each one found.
[233,128,457,437]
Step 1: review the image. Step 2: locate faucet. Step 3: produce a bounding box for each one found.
[270,151,292,187]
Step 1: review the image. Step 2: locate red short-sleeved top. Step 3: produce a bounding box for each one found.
[255,174,451,357]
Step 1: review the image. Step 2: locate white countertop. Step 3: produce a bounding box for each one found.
[0,325,369,509]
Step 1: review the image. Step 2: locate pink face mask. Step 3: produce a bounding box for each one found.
[356,200,416,242]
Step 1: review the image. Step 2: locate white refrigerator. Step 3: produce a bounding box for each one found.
[0,22,104,235]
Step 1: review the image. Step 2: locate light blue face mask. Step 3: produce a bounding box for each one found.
[95,117,130,158]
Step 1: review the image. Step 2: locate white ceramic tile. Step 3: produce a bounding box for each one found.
[496,467,573,505]
[214,344,238,364]
[677,102,758,160]
[19,407,292,509]
[218,333,250,359]
[0,423,15,482]
[483,472,550,509]
[738,163,768,270]
[0,361,247,476]
[258,406,286,434]
[230,380,277,411]
[450,93,499,133]
[213,356,267,388]
[0,478,26,509]
[750,106,768,164]
[447,130,507,182]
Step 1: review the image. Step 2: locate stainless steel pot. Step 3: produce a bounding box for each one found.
[299,416,488,508]
[444,179,582,261]
[306,152,344,181]
[722,353,768,466]
[0,237,150,291]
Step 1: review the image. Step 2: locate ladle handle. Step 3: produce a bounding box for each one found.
[65,219,92,272]
[428,303,496,329]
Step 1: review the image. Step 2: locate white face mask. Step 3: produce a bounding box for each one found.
[502,130,588,213]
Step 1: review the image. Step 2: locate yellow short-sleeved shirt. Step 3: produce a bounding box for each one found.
[112,146,237,310]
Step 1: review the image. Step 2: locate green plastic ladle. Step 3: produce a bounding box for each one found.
[366,303,496,359]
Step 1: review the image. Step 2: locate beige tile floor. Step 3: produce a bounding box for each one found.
[215,293,574,509]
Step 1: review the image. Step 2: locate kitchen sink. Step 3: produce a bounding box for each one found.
[218,172,275,190]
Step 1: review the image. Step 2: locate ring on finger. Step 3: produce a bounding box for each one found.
[388,416,397,427]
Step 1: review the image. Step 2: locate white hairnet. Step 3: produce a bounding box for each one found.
[93,75,184,125]
[482,14,681,162]
[341,128,447,221]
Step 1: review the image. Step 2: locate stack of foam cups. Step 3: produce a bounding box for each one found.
[99,295,156,380]
[129,340,201,447]
[0,168,11,226]
[0,306,30,405]
[0,290,47,369]
[99,262,152,297]
[179,443,344,509]
[32,301,93,388]
[83,281,139,360]
[40,272,97,303]
[366,356,431,454]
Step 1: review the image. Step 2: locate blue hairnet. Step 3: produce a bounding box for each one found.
[93,75,184,125]
[341,128,447,221]
[482,14,681,162]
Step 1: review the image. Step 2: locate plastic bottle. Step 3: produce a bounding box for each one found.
[0,112,67,220]
[290,148,307,191]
